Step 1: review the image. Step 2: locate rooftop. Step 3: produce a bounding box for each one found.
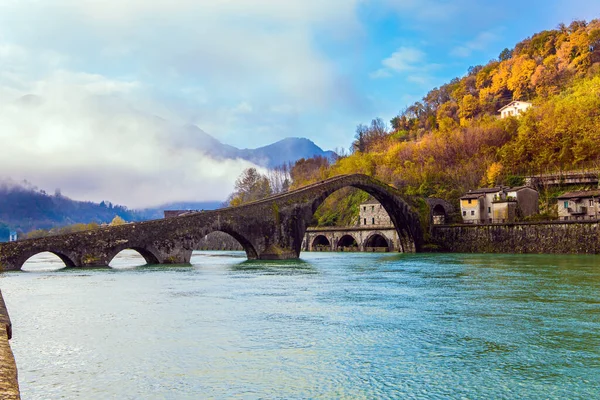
[557,189,600,200]
[360,198,380,205]
[498,100,532,112]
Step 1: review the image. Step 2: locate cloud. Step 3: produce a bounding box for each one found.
[0,76,264,208]
[0,1,370,207]
[0,0,364,147]
[450,31,499,58]
[382,47,426,72]
[371,46,438,86]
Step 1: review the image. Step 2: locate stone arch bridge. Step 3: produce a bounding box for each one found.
[0,174,424,271]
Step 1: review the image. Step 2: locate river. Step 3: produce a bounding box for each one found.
[1,251,600,399]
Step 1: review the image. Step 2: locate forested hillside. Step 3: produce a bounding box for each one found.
[285,19,600,226]
[0,180,139,236]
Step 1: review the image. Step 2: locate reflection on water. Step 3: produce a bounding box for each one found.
[3,251,600,399]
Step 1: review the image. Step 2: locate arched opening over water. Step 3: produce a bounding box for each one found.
[299,175,422,258]
[312,235,331,251]
[109,248,157,269]
[21,251,74,272]
[193,229,258,261]
[364,233,390,252]
[337,234,359,251]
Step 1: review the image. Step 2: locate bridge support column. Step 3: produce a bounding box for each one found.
[257,245,298,260]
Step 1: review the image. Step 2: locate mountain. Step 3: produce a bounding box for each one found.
[181,124,335,168]
[238,137,337,168]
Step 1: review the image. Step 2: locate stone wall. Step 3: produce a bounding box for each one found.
[0,290,20,399]
[432,221,600,254]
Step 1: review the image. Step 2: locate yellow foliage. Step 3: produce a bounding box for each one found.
[483,162,503,187]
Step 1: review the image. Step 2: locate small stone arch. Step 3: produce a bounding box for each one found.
[364,232,391,252]
[107,245,161,266]
[426,198,454,225]
[312,235,331,251]
[337,234,359,251]
[19,250,77,271]
[202,228,259,260]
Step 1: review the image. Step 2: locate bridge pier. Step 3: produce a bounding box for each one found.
[257,245,298,260]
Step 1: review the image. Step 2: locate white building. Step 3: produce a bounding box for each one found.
[498,101,532,119]
[9,231,17,242]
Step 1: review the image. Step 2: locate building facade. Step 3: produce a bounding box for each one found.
[557,190,600,221]
[460,186,539,223]
[498,100,532,118]
[358,199,392,226]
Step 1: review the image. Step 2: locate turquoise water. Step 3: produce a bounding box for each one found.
[2,251,600,399]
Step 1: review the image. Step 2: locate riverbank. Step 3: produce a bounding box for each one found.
[0,290,20,399]
[432,220,600,254]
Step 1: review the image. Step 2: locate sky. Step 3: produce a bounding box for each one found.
[0,0,599,208]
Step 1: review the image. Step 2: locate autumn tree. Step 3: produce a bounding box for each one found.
[110,216,126,226]
[227,168,272,206]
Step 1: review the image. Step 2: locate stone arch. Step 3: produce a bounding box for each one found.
[107,245,161,266]
[337,234,358,251]
[312,235,331,251]
[201,228,259,260]
[18,249,77,271]
[364,232,391,252]
[426,198,454,226]
[431,204,446,225]
[300,175,422,256]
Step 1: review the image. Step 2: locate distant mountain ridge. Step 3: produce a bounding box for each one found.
[181,124,336,168]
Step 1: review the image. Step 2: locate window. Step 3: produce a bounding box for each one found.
[488,207,491,213]
[468,199,472,204]
[471,210,475,216]
[590,199,594,206]
[372,218,375,224]
[363,218,366,225]
[462,211,466,216]
[564,201,569,209]
[363,206,366,211]
[371,206,375,211]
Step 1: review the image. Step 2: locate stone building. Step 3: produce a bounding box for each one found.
[557,190,600,221]
[358,199,392,226]
[460,186,539,224]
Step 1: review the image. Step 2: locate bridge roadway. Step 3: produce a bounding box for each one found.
[0,174,424,271]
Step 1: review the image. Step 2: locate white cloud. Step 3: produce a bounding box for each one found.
[371,46,437,83]
[382,47,425,72]
[0,0,370,207]
[450,31,499,58]
[0,80,262,208]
